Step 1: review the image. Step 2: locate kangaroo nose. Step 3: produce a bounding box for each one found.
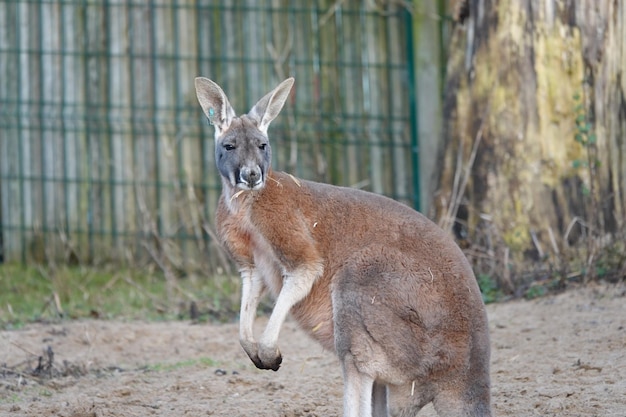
[240,166,262,186]
[247,170,259,182]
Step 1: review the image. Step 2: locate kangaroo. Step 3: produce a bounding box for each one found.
[195,77,492,417]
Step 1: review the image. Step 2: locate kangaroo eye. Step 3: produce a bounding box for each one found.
[224,144,236,151]
[259,144,268,151]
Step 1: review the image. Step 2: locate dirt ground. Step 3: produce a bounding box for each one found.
[1,281,625,417]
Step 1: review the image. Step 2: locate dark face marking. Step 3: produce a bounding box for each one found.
[216,117,272,190]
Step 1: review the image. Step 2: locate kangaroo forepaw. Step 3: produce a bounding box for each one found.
[241,340,282,371]
[247,350,282,371]
[258,345,282,371]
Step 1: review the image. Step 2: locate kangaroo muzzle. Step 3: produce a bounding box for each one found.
[239,165,264,190]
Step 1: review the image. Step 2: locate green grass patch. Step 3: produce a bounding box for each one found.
[0,264,241,329]
[477,274,504,304]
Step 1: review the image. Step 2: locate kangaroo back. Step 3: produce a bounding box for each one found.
[195,77,492,417]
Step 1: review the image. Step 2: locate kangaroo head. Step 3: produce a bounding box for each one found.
[195,77,294,191]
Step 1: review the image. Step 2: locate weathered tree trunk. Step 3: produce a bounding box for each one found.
[436,0,625,287]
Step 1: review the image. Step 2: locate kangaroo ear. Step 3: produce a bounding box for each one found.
[248,78,294,134]
[195,77,236,135]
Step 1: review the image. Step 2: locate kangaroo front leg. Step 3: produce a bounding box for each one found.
[256,263,322,371]
[238,269,266,369]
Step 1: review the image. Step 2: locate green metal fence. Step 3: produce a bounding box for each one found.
[0,0,418,269]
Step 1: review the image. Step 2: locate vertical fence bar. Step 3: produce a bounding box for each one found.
[149,0,162,239]
[406,9,421,211]
[362,5,384,195]
[0,1,5,262]
[194,0,210,226]
[337,6,357,188]
[128,0,139,257]
[0,2,19,261]
[80,0,90,260]
[40,0,64,259]
[311,1,323,182]
[104,0,117,257]
[61,0,80,261]
[38,0,47,260]
[60,0,69,258]
[18,1,32,262]
[386,6,410,204]
[173,0,185,260]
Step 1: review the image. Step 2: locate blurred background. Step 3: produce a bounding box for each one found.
[0,1,420,267]
[0,1,624,323]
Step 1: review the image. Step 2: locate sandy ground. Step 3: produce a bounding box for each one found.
[1,281,625,417]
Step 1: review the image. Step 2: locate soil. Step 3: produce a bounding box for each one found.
[1,282,625,417]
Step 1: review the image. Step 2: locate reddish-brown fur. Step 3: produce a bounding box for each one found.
[221,168,484,337]
[195,76,491,417]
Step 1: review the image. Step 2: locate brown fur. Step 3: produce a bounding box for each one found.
[195,77,492,417]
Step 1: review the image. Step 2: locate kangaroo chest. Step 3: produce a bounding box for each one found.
[218,200,289,297]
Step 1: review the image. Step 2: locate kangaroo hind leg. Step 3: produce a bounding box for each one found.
[341,354,377,417]
[372,381,389,417]
[432,385,492,417]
